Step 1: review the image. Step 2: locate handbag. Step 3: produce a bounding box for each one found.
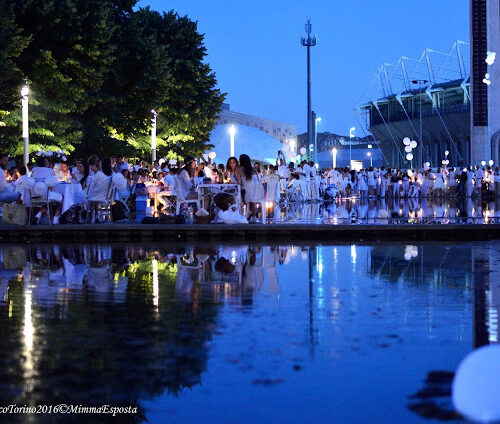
[2,203,27,225]
[111,201,127,222]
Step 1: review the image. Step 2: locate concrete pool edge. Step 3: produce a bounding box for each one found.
[0,223,499,243]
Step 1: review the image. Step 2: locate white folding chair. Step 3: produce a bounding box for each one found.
[174,177,200,215]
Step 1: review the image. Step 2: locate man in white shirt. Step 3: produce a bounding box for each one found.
[308,161,319,201]
[158,168,176,211]
[328,167,339,186]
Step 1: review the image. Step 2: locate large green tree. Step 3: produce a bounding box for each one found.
[0,1,224,161]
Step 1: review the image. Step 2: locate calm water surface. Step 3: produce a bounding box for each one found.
[0,242,498,423]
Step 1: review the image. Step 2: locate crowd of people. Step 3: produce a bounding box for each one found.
[1,149,499,225]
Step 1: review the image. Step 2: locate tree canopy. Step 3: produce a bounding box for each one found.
[0,0,225,161]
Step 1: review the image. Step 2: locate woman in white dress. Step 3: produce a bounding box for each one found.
[367,167,376,197]
[31,156,56,180]
[357,170,368,198]
[433,170,445,198]
[236,154,263,220]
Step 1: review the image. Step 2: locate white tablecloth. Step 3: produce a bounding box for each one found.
[52,183,84,214]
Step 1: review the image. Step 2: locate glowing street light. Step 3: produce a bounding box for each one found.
[349,127,355,169]
[332,147,337,168]
[21,82,29,167]
[228,125,236,158]
[367,151,372,167]
[151,109,157,163]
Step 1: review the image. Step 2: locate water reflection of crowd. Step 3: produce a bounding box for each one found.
[0,244,293,310]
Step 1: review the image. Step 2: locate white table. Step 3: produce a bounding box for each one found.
[52,183,84,214]
[197,183,241,211]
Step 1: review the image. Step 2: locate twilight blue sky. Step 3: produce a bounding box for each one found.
[139,0,469,136]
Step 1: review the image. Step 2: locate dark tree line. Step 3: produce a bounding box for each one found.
[0,0,225,160]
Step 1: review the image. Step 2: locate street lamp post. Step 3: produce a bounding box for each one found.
[332,147,337,169]
[301,19,317,157]
[21,82,29,167]
[367,151,372,167]
[349,127,355,169]
[411,79,428,168]
[228,125,236,158]
[151,109,157,163]
[314,116,321,164]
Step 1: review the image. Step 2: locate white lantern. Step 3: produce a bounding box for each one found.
[403,137,410,146]
[489,160,494,166]
[445,150,449,156]
[452,345,500,422]
[410,140,417,149]
[300,147,306,155]
[481,161,486,166]
[404,252,411,261]
[208,152,216,159]
[404,146,412,153]
[406,153,413,161]
[442,160,446,165]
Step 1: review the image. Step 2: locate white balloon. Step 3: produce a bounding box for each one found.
[452,345,500,422]
[406,153,413,161]
[445,150,450,156]
[300,147,306,155]
[404,252,411,261]
[489,160,494,166]
[410,140,417,149]
[442,160,446,165]
[404,146,412,153]
[481,161,486,166]
[403,137,411,146]
[208,152,216,159]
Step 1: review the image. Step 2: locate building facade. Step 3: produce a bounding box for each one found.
[216,104,297,145]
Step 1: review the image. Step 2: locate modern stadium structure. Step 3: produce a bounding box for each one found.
[357,41,472,168]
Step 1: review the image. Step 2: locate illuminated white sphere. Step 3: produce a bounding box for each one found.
[300,147,306,155]
[410,140,417,149]
[404,146,412,153]
[425,162,431,167]
[442,160,446,165]
[406,153,413,161]
[404,252,411,261]
[489,160,494,166]
[208,151,216,159]
[403,137,410,145]
[445,150,449,156]
[481,161,486,166]
[452,345,500,422]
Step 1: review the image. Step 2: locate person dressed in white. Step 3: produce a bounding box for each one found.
[236,154,264,220]
[157,168,176,210]
[366,167,376,197]
[87,157,113,222]
[31,156,56,180]
[177,156,198,200]
[0,154,20,203]
[308,161,319,201]
[301,161,311,201]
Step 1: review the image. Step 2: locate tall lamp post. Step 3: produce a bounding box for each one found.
[21,82,29,167]
[151,109,157,163]
[314,116,321,164]
[411,79,428,168]
[349,127,355,169]
[228,125,236,158]
[301,19,317,154]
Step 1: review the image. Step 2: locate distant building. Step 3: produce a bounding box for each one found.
[470,0,500,164]
[297,132,383,169]
[216,104,297,144]
[357,41,471,168]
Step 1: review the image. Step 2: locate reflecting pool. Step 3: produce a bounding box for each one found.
[0,242,498,423]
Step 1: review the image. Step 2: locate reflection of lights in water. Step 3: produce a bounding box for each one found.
[8,300,13,318]
[487,290,498,342]
[333,247,338,264]
[231,251,237,264]
[152,259,159,308]
[318,263,323,275]
[404,245,419,261]
[417,208,423,218]
[351,245,356,264]
[23,290,35,390]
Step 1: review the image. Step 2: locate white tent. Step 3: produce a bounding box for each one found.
[207,124,285,164]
